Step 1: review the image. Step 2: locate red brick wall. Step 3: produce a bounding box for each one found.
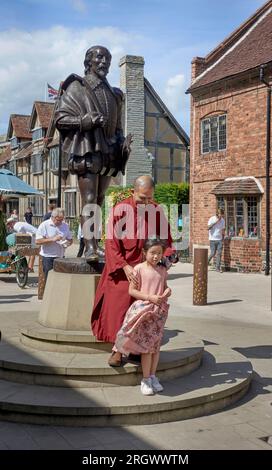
[190,72,271,272]
[222,238,262,272]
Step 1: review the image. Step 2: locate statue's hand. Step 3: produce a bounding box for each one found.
[81,112,104,131]
[92,112,105,127]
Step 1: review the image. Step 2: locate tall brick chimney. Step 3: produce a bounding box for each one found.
[119,55,152,186]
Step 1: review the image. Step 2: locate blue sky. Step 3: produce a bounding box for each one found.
[0,0,265,135]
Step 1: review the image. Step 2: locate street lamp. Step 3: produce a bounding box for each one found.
[259,64,271,278]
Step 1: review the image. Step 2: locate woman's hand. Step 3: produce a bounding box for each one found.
[123,265,138,287]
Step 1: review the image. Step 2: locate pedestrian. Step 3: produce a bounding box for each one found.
[36,208,73,282]
[207,208,225,272]
[114,238,172,395]
[76,220,85,258]
[24,207,33,225]
[10,209,18,219]
[43,203,56,222]
[13,220,37,272]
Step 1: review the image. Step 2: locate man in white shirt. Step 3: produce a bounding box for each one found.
[6,218,38,272]
[207,209,225,272]
[14,220,38,272]
[36,208,73,281]
[13,221,37,236]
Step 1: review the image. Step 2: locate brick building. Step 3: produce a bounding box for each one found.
[188,0,272,272]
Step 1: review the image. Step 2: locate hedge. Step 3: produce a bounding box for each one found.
[106,182,189,212]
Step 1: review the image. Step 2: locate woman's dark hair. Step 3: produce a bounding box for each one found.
[143,238,167,252]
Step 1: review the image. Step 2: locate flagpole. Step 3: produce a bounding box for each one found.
[44,82,47,102]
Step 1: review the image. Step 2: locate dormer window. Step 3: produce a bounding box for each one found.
[32,127,44,141]
[10,136,19,149]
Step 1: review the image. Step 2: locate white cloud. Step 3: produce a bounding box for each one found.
[0,25,192,135]
[164,74,185,116]
[0,26,135,133]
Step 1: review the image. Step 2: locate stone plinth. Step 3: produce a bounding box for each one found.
[38,258,104,331]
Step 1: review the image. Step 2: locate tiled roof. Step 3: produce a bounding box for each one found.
[189,1,272,92]
[15,143,34,160]
[47,137,59,148]
[31,102,55,129]
[8,115,31,139]
[211,177,263,195]
[0,146,11,165]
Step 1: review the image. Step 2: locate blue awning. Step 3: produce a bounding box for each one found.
[0,169,43,196]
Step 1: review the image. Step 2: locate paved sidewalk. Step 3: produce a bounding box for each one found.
[0,253,271,450]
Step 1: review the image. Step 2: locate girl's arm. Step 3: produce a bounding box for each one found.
[162,277,172,299]
[129,285,150,302]
[129,284,163,306]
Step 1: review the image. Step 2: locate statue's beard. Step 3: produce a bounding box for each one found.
[86,67,108,80]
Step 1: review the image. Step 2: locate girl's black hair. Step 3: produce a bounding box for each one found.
[143,238,167,252]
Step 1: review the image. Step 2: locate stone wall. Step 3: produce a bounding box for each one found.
[119,55,152,186]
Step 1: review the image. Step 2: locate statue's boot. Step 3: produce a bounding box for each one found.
[96,244,105,259]
[84,239,99,262]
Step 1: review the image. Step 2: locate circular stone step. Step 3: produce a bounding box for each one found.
[21,324,112,354]
[0,345,252,427]
[0,330,204,387]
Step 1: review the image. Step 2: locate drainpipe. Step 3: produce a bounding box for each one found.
[57,134,62,208]
[260,64,271,278]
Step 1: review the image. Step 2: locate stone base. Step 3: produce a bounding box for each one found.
[39,270,100,331]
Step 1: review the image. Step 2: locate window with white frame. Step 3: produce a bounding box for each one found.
[31,153,43,174]
[216,195,259,238]
[31,127,44,141]
[64,191,77,217]
[201,114,227,154]
[28,196,44,216]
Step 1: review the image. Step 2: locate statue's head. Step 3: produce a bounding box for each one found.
[84,46,112,79]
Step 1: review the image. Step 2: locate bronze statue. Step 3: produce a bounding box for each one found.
[55,45,131,261]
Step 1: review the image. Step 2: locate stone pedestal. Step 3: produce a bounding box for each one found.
[38,258,104,331]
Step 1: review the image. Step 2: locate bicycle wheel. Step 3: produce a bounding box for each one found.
[16,257,28,288]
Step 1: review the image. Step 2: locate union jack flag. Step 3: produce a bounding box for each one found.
[47,83,58,101]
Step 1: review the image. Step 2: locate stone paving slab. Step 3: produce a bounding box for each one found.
[0,259,271,448]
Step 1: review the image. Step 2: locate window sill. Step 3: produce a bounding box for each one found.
[225,237,260,241]
[201,150,227,157]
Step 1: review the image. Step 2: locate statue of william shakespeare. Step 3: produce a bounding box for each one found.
[55,46,132,261]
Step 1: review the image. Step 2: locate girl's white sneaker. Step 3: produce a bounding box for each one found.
[140,378,154,395]
[151,376,164,392]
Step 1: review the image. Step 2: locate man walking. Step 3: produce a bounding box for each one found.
[208,209,225,272]
[36,208,73,282]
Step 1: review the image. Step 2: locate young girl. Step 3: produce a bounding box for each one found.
[114,238,172,396]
